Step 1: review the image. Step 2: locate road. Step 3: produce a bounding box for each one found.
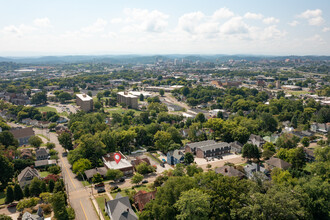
[42,129,99,220]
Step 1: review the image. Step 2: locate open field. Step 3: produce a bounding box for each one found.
[36,106,57,113]
[104,107,142,116]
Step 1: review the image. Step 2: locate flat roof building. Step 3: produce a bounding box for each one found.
[76,93,93,112]
[117,91,138,109]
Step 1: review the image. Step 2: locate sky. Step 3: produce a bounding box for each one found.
[0,0,329,56]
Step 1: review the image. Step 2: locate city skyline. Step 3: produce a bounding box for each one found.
[1,0,330,56]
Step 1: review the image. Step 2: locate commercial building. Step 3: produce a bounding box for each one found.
[185,140,231,158]
[117,91,138,109]
[102,152,134,176]
[76,93,93,112]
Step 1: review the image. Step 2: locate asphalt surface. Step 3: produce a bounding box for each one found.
[34,128,99,220]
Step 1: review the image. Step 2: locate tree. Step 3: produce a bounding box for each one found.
[72,158,92,176]
[195,113,206,123]
[174,189,211,220]
[291,147,306,170]
[276,133,300,149]
[139,94,144,101]
[262,149,275,160]
[67,206,75,220]
[154,131,172,153]
[131,173,143,185]
[301,137,310,148]
[23,185,30,197]
[40,181,47,193]
[94,101,102,110]
[92,173,103,184]
[28,136,42,148]
[0,214,12,220]
[0,154,14,188]
[242,143,260,161]
[184,152,194,164]
[159,89,165,97]
[31,92,47,105]
[29,177,42,197]
[46,142,55,150]
[186,164,203,177]
[39,192,53,204]
[136,162,155,175]
[106,169,124,182]
[52,191,69,220]
[96,92,103,101]
[48,179,55,192]
[48,165,61,175]
[5,186,14,204]
[0,131,18,148]
[13,184,23,201]
[58,132,73,150]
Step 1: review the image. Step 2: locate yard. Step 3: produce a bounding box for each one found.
[110,184,153,198]
[95,195,111,220]
[36,106,57,113]
[104,107,142,116]
[39,171,51,178]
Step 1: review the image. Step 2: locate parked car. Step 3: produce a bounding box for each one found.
[7,202,17,208]
[110,186,119,190]
[97,188,105,193]
[95,183,105,188]
[142,180,148,184]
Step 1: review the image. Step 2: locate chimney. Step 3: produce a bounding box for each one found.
[127,208,129,212]
[224,168,228,173]
[257,163,260,172]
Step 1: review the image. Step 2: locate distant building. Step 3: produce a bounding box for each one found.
[276,80,281,89]
[102,152,134,176]
[265,157,292,170]
[248,134,265,148]
[36,148,49,161]
[105,193,138,220]
[84,167,108,180]
[167,150,185,165]
[117,91,138,109]
[215,165,245,179]
[230,141,243,153]
[310,122,330,134]
[244,163,267,179]
[282,85,302,90]
[76,93,93,112]
[18,166,40,188]
[10,127,35,146]
[34,159,56,168]
[185,140,230,158]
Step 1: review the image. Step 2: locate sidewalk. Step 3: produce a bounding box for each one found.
[91,196,104,220]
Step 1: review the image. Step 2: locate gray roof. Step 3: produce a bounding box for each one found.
[230,141,243,149]
[168,150,184,161]
[186,140,216,150]
[36,148,49,157]
[34,160,56,167]
[265,157,291,169]
[244,163,266,174]
[106,193,138,220]
[199,142,230,152]
[84,167,108,179]
[18,167,40,183]
[215,166,245,178]
[249,134,264,142]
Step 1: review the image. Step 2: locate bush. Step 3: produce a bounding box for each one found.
[40,204,52,214]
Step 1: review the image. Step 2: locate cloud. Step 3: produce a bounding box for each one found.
[33,17,51,28]
[178,11,206,34]
[244,12,263,20]
[114,8,169,33]
[212,7,234,20]
[81,18,107,33]
[322,27,330,32]
[263,17,279,24]
[288,20,299,27]
[1,24,36,37]
[220,17,249,35]
[298,9,324,26]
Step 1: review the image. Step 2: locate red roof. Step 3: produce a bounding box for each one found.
[134,190,156,211]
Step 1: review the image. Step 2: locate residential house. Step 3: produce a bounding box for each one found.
[134,190,157,211]
[248,134,265,148]
[230,141,243,153]
[105,193,138,220]
[263,134,279,144]
[20,149,33,159]
[21,118,39,126]
[310,123,330,134]
[18,166,40,188]
[292,130,314,139]
[10,127,35,146]
[84,167,108,181]
[36,148,49,161]
[196,142,231,158]
[304,148,315,162]
[102,152,134,176]
[215,166,245,179]
[265,157,292,170]
[185,140,216,154]
[244,163,267,179]
[34,160,57,168]
[167,150,185,165]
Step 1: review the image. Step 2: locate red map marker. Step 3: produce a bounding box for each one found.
[114,153,121,164]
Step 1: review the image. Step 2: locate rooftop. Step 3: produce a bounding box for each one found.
[76,93,93,101]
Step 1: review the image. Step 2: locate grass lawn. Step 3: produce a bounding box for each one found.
[304,163,312,173]
[287,90,310,96]
[0,191,5,205]
[82,181,92,187]
[59,111,69,117]
[133,184,152,192]
[104,107,142,116]
[36,106,57,113]
[39,171,51,178]
[146,152,162,164]
[95,195,111,220]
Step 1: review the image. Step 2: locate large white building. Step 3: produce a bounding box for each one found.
[117,91,138,109]
[76,93,93,112]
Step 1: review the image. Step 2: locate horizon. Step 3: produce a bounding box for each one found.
[1,0,330,56]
